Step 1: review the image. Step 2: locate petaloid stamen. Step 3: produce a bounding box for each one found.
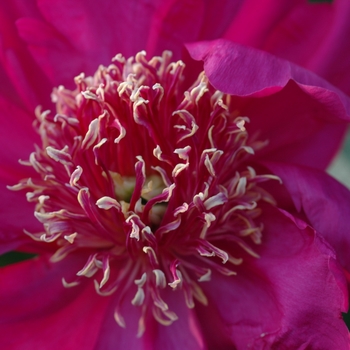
[10,50,281,336]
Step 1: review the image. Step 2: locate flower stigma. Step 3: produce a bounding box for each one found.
[10,51,280,336]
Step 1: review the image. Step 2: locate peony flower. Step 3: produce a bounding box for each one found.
[1,1,350,349]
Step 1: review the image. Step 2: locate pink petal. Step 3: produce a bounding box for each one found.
[187,39,350,103]
[0,96,42,253]
[199,206,349,348]
[142,0,204,59]
[0,254,110,349]
[36,0,160,57]
[93,294,145,350]
[223,0,350,96]
[0,96,39,175]
[197,0,244,41]
[237,82,349,169]
[187,39,350,169]
[16,17,81,90]
[0,186,41,254]
[263,161,350,275]
[196,263,282,349]
[151,288,205,350]
[0,1,52,111]
[95,286,205,350]
[36,0,241,60]
[15,0,231,90]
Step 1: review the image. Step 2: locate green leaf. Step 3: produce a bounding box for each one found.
[0,251,36,267]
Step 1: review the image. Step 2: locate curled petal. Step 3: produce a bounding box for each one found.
[187,39,350,169]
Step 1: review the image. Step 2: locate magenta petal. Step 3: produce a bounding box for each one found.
[0,255,110,349]
[187,39,350,169]
[197,265,282,349]
[0,1,52,110]
[0,96,39,176]
[16,17,81,89]
[0,187,41,254]
[235,82,349,169]
[95,288,205,350]
[143,0,204,60]
[263,161,350,275]
[186,39,350,105]
[93,296,144,350]
[36,0,159,58]
[197,0,244,41]
[200,206,349,349]
[15,0,203,89]
[151,289,205,350]
[223,0,350,96]
[0,96,41,252]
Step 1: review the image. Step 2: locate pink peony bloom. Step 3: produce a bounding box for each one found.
[1,1,350,349]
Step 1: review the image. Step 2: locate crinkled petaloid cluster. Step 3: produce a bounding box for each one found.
[11,51,279,336]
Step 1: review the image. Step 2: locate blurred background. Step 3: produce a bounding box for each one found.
[329,131,350,188]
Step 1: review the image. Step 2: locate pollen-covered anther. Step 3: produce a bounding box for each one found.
[168,269,183,289]
[64,232,78,244]
[153,269,167,288]
[152,306,178,326]
[131,273,147,306]
[174,146,192,161]
[172,162,189,177]
[69,166,83,187]
[197,268,212,282]
[200,212,216,239]
[96,196,121,211]
[62,277,80,288]
[46,145,72,165]
[126,215,142,240]
[81,118,100,150]
[143,246,159,266]
[196,242,229,263]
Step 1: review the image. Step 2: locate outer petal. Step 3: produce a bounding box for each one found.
[0,254,110,349]
[3,0,245,98]
[0,188,41,255]
[263,161,350,275]
[0,0,52,111]
[151,289,205,350]
[197,0,244,41]
[95,287,205,350]
[198,206,349,349]
[14,0,218,90]
[223,0,350,96]
[93,292,145,350]
[0,96,39,177]
[15,16,80,90]
[187,39,350,169]
[0,96,41,253]
[35,0,202,58]
[187,39,350,104]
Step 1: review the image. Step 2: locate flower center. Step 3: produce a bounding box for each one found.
[10,51,279,336]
